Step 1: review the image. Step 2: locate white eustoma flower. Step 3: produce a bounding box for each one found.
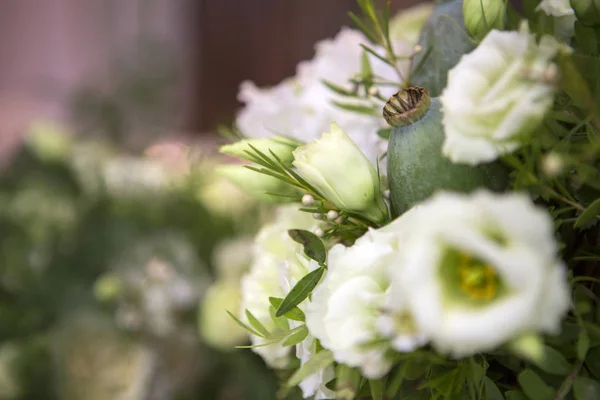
[293,123,388,223]
[236,28,407,164]
[399,190,571,358]
[240,206,318,369]
[440,23,561,165]
[306,222,426,379]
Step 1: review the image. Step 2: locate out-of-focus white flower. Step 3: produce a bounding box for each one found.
[537,0,576,39]
[399,190,570,358]
[440,23,560,165]
[390,3,434,45]
[293,123,388,223]
[236,28,407,164]
[103,157,174,197]
[240,206,318,368]
[212,237,254,283]
[199,281,247,350]
[537,0,574,16]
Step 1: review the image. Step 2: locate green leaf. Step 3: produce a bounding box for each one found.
[575,198,600,228]
[360,44,396,68]
[287,350,334,387]
[226,310,264,338]
[348,11,379,43]
[245,309,271,338]
[268,297,305,321]
[361,50,373,91]
[282,325,309,347]
[336,364,362,400]
[377,128,391,139]
[276,267,325,317]
[575,22,598,55]
[579,331,591,360]
[269,305,289,331]
[331,100,379,115]
[505,391,529,400]
[322,80,356,97]
[288,229,327,265]
[369,378,384,400]
[485,377,505,400]
[536,345,571,375]
[517,369,554,400]
[574,377,600,400]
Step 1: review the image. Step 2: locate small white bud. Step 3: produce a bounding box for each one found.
[542,153,564,177]
[367,87,379,96]
[314,228,325,237]
[413,44,422,54]
[302,194,315,206]
[335,216,346,224]
[313,213,323,220]
[327,210,339,220]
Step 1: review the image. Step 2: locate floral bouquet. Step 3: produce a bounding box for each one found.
[218,0,600,399]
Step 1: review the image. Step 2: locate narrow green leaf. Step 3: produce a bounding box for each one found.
[575,198,600,228]
[288,229,327,264]
[226,310,264,338]
[269,305,289,331]
[322,80,356,97]
[377,128,391,139]
[331,100,379,115]
[282,325,309,347]
[361,50,373,91]
[578,331,590,360]
[268,297,306,321]
[535,345,571,375]
[386,363,407,398]
[369,378,384,400]
[485,377,505,400]
[574,376,600,400]
[245,309,271,338]
[276,267,325,317]
[287,350,334,387]
[517,369,554,400]
[348,12,379,43]
[360,44,395,67]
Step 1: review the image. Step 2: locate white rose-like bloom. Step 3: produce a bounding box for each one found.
[306,223,426,379]
[399,190,571,358]
[240,206,317,368]
[440,23,561,165]
[236,28,408,164]
[293,123,388,224]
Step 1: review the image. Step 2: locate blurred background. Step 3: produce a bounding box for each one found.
[0,1,416,399]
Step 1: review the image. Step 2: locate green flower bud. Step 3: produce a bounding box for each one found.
[292,123,388,223]
[463,0,506,41]
[385,87,509,216]
[570,0,600,26]
[25,121,73,162]
[409,0,476,96]
[198,282,247,350]
[216,164,300,202]
[220,136,301,166]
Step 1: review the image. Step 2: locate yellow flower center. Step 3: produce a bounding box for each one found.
[457,252,499,300]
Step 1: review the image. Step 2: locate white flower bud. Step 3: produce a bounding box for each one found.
[312,213,323,220]
[302,194,315,206]
[463,0,506,41]
[293,123,388,223]
[326,210,339,220]
[314,228,325,237]
[216,164,299,202]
